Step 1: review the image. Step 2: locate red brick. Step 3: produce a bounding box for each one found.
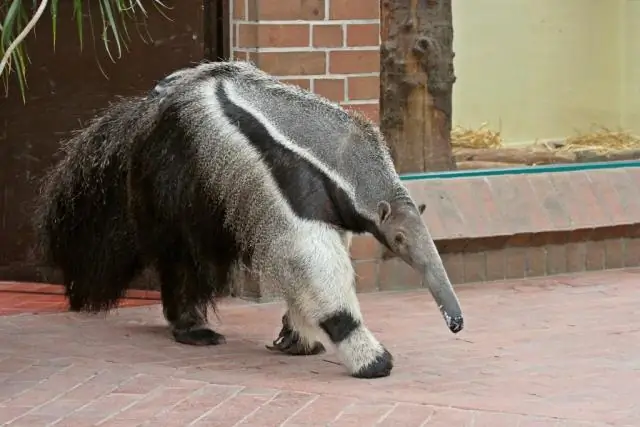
[548,172,599,229]
[378,259,421,290]
[346,23,380,46]
[459,177,501,238]
[330,0,379,19]
[234,0,246,19]
[312,25,343,48]
[614,170,640,225]
[585,240,605,271]
[4,414,59,425]
[238,24,312,49]
[566,242,587,272]
[442,252,464,284]
[446,177,489,239]
[525,246,547,277]
[473,411,526,426]
[285,396,358,425]
[253,0,324,20]
[488,175,544,234]
[190,391,278,425]
[416,190,447,241]
[595,169,638,225]
[354,261,379,293]
[485,248,506,281]
[2,270,640,424]
[580,172,616,224]
[280,78,311,90]
[377,403,434,426]
[604,238,624,269]
[256,24,310,48]
[505,247,527,279]
[424,180,466,239]
[235,391,315,426]
[147,385,241,425]
[0,282,63,294]
[254,51,325,75]
[349,234,379,260]
[348,75,379,100]
[342,102,379,123]
[527,173,572,231]
[426,408,475,425]
[332,402,395,426]
[463,251,487,283]
[314,78,345,102]
[546,244,567,275]
[329,50,380,74]
[237,24,255,48]
[233,51,250,61]
[624,237,640,267]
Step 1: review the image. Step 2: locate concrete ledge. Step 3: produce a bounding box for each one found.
[406,167,640,241]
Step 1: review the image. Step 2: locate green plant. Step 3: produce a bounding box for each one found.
[0,0,171,102]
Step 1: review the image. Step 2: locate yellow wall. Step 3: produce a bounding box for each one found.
[452,0,626,145]
[622,0,640,134]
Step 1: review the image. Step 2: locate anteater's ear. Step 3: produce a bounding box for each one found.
[377,200,392,224]
[418,203,426,215]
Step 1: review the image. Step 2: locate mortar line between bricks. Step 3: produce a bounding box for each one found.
[0,359,39,388]
[233,19,380,25]
[279,394,319,427]
[273,387,596,425]
[330,401,354,424]
[186,386,245,426]
[514,415,525,427]
[0,363,75,406]
[374,402,398,425]
[417,410,434,427]
[5,366,102,425]
[230,390,282,427]
[138,383,210,427]
[48,372,148,426]
[94,384,171,426]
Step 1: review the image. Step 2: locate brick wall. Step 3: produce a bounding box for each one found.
[231,0,381,123]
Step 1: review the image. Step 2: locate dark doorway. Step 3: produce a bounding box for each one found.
[0,0,231,284]
[205,0,231,61]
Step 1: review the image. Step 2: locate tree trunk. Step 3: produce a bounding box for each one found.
[380,0,457,173]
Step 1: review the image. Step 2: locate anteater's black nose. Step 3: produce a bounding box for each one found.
[448,315,464,334]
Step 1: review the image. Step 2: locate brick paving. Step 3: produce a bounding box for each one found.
[0,283,159,316]
[1,270,639,426]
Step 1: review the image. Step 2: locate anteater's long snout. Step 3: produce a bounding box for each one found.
[426,271,464,334]
[444,310,464,334]
[412,228,465,334]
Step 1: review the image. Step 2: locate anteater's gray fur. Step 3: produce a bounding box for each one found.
[33,61,464,379]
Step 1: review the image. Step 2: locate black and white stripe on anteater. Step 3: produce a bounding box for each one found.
[33,61,464,379]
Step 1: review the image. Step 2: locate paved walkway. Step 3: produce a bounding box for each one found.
[0,270,638,426]
[0,283,159,316]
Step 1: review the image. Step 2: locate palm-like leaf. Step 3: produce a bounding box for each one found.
[0,0,171,103]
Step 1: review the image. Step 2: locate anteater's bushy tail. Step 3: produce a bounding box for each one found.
[32,97,157,312]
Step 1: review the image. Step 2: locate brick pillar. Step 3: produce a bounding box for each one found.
[231,0,381,123]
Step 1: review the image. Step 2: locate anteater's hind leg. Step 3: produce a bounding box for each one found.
[156,250,228,346]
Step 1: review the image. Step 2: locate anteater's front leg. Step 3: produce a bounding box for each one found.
[267,312,325,355]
